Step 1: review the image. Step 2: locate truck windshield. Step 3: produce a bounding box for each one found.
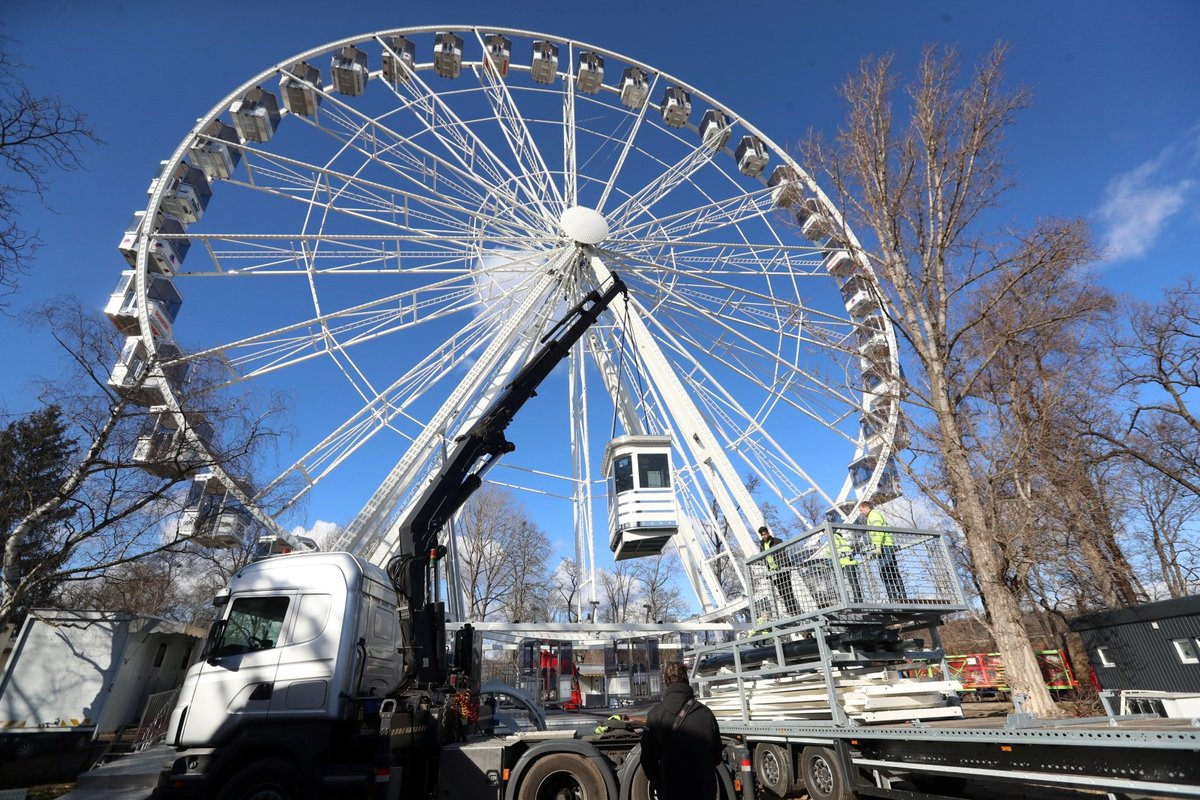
[212,596,289,658]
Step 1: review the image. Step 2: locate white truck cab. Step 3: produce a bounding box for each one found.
[168,552,401,748]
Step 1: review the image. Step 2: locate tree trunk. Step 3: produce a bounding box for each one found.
[932,381,1059,717]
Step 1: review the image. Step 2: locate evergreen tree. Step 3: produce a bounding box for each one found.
[0,405,76,625]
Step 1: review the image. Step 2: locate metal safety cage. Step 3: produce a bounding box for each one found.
[745,524,966,625]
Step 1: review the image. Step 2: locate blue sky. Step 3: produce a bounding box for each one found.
[2,1,1198,572]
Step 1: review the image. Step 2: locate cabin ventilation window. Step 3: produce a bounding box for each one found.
[1096,647,1115,668]
[1171,638,1200,665]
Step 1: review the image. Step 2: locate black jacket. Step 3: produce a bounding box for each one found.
[640,682,722,800]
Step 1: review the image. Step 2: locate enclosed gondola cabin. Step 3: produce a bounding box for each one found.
[603,435,678,561]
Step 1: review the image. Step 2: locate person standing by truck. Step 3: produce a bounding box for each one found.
[640,661,722,800]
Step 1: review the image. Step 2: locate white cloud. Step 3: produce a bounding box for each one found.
[290,519,343,550]
[1097,140,1196,261]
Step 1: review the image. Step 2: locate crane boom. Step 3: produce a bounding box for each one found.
[388,272,627,686]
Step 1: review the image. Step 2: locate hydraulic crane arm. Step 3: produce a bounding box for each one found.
[388,273,627,686]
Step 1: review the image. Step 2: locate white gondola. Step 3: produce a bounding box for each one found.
[530,40,558,84]
[856,312,890,360]
[149,161,212,224]
[700,109,731,150]
[434,31,464,78]
[189,119,242,181]
[660,86,691,128]
[734,135,769,177]
[619,67,649,109]
[104,270,183,338]
[862,409,909,452]
[382,36,416,83]
[577,51,604,94]
[118,211,191,275]
[603,435,678,561]
[280,61,322,116]
[109,337,186,404]
[849,454,901,500]
[331,46,368,96]
[767,165,802,207]
[823,248,856,279]
[179,472,251,549]
[230,86,281,143]
[133,407,213,479]
[839,274,878,317]
[795,197,832,241]
[484,33,511,78]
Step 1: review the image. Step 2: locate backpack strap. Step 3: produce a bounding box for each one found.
[670,699,698,732]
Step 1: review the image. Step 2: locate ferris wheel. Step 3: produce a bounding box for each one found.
[107,26,903,620]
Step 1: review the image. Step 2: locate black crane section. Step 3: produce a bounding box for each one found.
[387,273,627,686]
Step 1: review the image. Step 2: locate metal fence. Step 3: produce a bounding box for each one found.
[747,524,966,625]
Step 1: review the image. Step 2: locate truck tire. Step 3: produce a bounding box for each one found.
[799,746,850,800]
[518,752,607,800]
[217,757,303,800]
[753,743,796,798]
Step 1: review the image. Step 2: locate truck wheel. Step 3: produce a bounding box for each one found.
[800,746,850,800]
[217,757,303,800]
[518,753,607,800]
[753,743,795,798]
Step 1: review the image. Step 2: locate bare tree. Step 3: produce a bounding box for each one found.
[1127,462,1200,599]
[0,44,102,297]
[0,301,282,628]
[803,44,1100,716]
[453,483,550,621]
[632,551,690,623]
[598,562,638,623]
[548,557,584,622]
[1097,282,1200,496]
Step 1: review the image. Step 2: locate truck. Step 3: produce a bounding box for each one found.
[151,271,1200,800]
[0,609,202,761]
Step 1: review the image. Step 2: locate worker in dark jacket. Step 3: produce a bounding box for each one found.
[640,661,723,800]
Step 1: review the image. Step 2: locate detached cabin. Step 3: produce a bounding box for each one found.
[1069,595,1200,718]
[603,435,677,561]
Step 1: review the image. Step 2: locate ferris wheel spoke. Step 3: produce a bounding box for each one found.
[606,139,720,232]
[611,186,779,244]
[595,71,662,213]
[562,44,578,208]
[470,30,564,213]
[375,53,558,225]
[229,139,503,230]
[298,77,503,208]
[185,270,507,385]
[220,156,538,245]
[258,308,505,516]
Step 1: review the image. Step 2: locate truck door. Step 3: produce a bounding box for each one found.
[178,595,290,745]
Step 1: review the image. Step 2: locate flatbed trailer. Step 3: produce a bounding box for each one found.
[717,712,1200,799]
[685,523,1200,799]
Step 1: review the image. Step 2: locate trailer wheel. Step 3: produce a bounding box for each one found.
[800,746,850,800]
[217,757,303,800]
[753,743,795,798]
[517,753,607,800]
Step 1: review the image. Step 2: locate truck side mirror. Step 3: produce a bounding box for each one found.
[203,619,228,664]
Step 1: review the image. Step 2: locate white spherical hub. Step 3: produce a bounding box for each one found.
[559,206,609,245]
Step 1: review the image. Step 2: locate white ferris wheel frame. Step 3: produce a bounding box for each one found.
[131,25,903,626]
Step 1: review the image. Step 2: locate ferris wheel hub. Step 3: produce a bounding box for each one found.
[559,206,609,245]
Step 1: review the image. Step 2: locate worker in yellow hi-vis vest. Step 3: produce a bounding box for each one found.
[757,526,798,617]
[858,500,906,602]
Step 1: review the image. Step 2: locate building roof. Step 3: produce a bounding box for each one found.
[1068,594,1200,632]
